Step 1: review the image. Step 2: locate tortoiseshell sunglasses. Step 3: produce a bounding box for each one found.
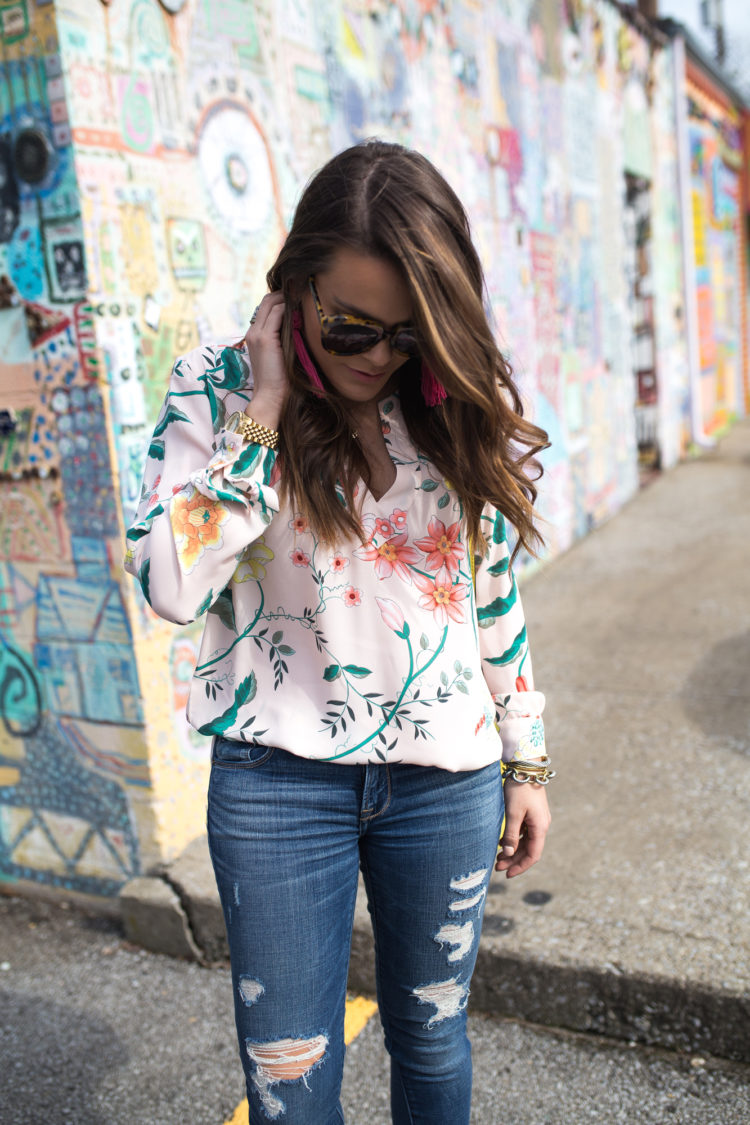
[308,276,420,357]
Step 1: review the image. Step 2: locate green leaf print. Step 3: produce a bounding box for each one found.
[343,665,372,678]
[437,492,450,509]
[138,558,151,607]
[126,518,156,543]
[211,587,236,633]
[487,556,510,577]
[153,404,191,438]
[149,438,165,461]
[195,588,214,618]
[231,443,263,478]
[476,573,517,623]
[492,511,507,544]
[483,624,527,667]
[201,376,220,429]
[196,671,257,735]
[324,664,341,681]
[235,671,257,707]
[216,346,249,390]
[421,479,438,492]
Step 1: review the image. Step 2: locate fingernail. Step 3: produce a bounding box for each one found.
[502,846,515,857]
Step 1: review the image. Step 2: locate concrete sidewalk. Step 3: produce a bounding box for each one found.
[121,419,750,1062]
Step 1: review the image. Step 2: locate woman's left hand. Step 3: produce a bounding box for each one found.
[495,780,551,879]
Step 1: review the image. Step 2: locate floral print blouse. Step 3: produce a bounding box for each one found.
[124,343,546,771]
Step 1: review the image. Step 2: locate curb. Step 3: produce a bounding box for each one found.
[118,837,750,1065]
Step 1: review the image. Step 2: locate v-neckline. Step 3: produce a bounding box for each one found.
[366,463,399,504]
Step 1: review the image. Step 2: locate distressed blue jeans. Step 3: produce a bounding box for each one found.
[207,738,504,1125]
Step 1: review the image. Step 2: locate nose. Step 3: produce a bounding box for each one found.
[361,338,393,367]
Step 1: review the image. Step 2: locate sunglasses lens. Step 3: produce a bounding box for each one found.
[322,325,382,355]
[391,330,420,356]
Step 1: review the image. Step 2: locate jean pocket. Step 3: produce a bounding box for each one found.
[211,736,276,769]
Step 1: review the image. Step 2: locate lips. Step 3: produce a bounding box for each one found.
[349,368,388,379]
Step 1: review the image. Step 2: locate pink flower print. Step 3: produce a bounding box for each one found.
[330,554,349,573]
[344,586,362,607]
[146,475,162,510]
[391,508,407,531]
[270,459,282,488]
[413,573,468,627]
[414,517,466,582]
[355,529,421,582]
[289,514,309,534]
[375,597,405,633]
[375,517,393,537]
[381,420,391,434]
[289,547,310,567]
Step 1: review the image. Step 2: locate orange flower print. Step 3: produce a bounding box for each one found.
[171,487,230,574]
[414,517,466,582]
[391,508,407,531]
[344,586,362,607]
[375,517,394,537]
[413,573,468,627]
[290,547,311,567]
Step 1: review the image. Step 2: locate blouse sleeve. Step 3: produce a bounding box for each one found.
[474,505,547,763]
[123,348,280,625]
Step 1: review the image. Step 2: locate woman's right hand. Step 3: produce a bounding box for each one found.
[243,292,289,429]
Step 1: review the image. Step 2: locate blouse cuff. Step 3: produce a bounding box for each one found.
[193,428,280,517]
[492,689,547,763]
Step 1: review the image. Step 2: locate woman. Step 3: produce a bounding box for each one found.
[125,140,553,1125]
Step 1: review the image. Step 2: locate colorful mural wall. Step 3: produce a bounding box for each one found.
[685,65,747,435]
[0,0,152,897]
[0,0,737,900]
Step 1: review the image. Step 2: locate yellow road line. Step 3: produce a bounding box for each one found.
[344,994,378,1044]
[224,1098,250,1125]
[223,995,378,1125]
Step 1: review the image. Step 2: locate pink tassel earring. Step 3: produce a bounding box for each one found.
[421,363,448,407]
[292,311,325,394]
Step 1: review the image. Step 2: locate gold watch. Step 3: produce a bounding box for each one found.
[225,411,279,450]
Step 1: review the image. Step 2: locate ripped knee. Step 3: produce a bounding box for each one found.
[245,1034,328,1118]
[412,977,469,1027]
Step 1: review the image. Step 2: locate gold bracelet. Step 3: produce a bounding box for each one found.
[503,756,556,785]
[225,411,280,450]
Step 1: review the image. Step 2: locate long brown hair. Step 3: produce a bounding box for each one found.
[265,140,549,566]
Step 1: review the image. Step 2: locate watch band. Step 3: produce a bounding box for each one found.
[226,411,280,450]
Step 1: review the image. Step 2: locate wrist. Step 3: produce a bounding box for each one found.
[245,395,283,432]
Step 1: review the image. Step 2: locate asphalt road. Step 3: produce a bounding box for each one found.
[2,894,749,1125]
